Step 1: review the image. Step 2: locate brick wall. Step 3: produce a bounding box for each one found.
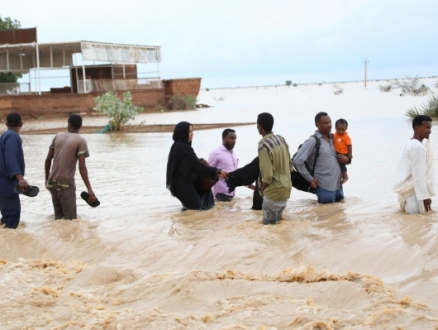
[0,97,12,117]
[0,78,201,118]
[163,78,202,97]
[0,89,165,118]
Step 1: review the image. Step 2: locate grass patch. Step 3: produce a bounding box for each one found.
[405,95,438,118]
[168,94,197,110]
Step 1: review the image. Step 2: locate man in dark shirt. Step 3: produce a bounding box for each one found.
[0,113,29,229]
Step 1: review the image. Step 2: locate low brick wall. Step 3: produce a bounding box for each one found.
[0,97,12,117]
[0,78,201,118]
[0,89,165,118]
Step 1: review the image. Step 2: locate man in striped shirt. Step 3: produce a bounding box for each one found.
[257,113,292,225]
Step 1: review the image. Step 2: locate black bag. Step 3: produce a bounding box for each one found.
[291,135,320,194]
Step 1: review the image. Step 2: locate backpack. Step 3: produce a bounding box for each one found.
[291,134,321,194]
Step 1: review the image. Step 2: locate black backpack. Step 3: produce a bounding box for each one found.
[291,134,321,194]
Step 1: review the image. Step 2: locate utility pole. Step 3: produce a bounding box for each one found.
[362,58,369,87]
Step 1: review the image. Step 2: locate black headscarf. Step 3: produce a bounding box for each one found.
[166,122,198,193]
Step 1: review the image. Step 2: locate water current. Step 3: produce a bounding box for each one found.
[1,81,438,329]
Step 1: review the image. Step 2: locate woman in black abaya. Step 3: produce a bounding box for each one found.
[166,122,227,211]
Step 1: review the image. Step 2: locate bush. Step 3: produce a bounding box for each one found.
[286,80,292,86]
[168,94,197,110]
[435,81,438,88]
[93,91,144,131]
[395,76,429,95]
[405,95,438,118]
[379,84,393,92]
[293,84,297,87]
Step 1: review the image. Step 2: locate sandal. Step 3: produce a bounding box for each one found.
[14,185,39,197]
[80,191,100,207]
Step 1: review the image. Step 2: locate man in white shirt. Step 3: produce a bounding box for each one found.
[209,129,239,201]
[393,115,434,214]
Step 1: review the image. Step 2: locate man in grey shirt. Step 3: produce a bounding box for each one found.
[293,112,349,203]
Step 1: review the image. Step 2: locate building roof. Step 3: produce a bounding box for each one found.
[0,41,161,73]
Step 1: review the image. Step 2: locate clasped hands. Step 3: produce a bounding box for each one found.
[309,178,318,189]
[218,170,228,180]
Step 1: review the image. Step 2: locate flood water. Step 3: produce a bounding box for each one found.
[2,80,438,329]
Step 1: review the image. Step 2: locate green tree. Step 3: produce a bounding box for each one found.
[0,16,22,85]
[0,16,21,29]
[93,91,144,131]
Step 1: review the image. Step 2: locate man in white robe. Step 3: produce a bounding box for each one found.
[393,115,434,214]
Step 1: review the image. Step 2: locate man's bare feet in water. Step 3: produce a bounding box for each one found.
[342,171,349,184]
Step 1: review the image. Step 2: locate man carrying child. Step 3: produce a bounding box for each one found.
[294,112,349,204]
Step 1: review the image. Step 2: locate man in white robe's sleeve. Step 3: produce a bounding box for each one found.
[392,115,434,214]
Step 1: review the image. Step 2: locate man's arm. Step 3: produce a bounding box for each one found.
[44,148,54,185]
[348,145,353,159]
[293,137,316,182]
[284,142,293,172]
[15,174,28,191]
[258,147,272,196]
[4,135,28,191]
[338,154,350,163]
[78,156,96,202]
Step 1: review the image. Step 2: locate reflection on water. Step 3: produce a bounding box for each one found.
[2,81,438,328]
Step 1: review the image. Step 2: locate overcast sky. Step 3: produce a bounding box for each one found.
[3,0,437,88]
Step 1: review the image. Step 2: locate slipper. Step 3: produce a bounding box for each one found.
[80,191,100,207]
[14,185,39,197]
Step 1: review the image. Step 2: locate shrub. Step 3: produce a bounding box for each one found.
[379,84,393,92]
[405,95,438,118]
[93,91,144,131]
[286,80,292,86]
[395,76,429,95]
[435,81,438,88]
[293,84,297,87]
[168,94,197,110]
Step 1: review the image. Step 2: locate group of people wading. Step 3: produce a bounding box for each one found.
[0,111,434,229]
[0,113,96,229]
[166,112,435,224]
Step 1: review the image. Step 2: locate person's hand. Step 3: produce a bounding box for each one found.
[87,189,97,203]
[424,199,432,212]
[348,153,353,160]
[199,158,209,166]
[247,184,255,190]
[219,170,228,180]
[18,178,29,191]
[338,154,350,164]
[309,178,318,189]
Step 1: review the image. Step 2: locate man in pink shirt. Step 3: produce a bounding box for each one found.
[208,129,239,202]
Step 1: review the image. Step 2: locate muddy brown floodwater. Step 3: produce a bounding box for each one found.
[1,81,438,329]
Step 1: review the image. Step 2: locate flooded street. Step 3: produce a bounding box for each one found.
[2,80,438,329]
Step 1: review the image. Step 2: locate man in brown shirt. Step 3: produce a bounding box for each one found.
[44,114,97,220]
